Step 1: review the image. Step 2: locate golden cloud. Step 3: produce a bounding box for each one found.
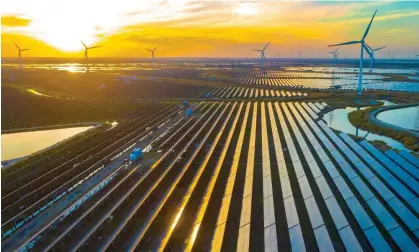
[1,16,31,27]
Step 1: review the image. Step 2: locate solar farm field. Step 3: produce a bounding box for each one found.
[4,101,419,251]
[230,70,419,92]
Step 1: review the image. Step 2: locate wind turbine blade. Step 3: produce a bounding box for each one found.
[362,10,377,40]
[21,49,30,51]
[146,48,152,52]
[13,41,21,51]
[153,45,159,51]
[81,41,87,49]
[328,41,360,47]
[88,46,102,49]
[363,44,373,58]
[374,46,386,51]
[252,49,261,52]
[365,43,373,51]
[263,42,270,51]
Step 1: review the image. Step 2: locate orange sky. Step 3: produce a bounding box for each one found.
[2,1,419,58]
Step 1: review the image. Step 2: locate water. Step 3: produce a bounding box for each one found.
[377,106,419,131]
[1,126,93,162]
[323,107,409,152]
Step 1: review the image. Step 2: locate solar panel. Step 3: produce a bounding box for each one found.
[366,197,399,231]
[264,196,276,228]
[404,177,419,195]
[237,224,250,252]
[387,197,419,232]
[386,150,419,180]
[284,196,299,228]
[281,176,293,199]
[333,176,354,200]
[289,225,306,252]
[316,149,330,163]
[323,160,340,179]
[399,151,419,168]
[342,150,359,163]
[386,177,415,202]
[345,197,374,230]
[298,176,313,200]
[389,227,419,252]
[368,176,395,201]
[360,141,410,180]
[338,226,363,252]
[364,226,392,252]
[339,133,363,152]
[263,176,273,198]
[264,224,278,252]
[311,162,325,180]
[325,197,349,230]
[313,226,334,252]
[243,176,253,198]
[315,176,333,200]
[353,161,375,180]
[291,102,407,251]
[368,161,392,180]
[292,159,305,179]
[338,161,358,180]
[351,177,375,201]
[217,197,231,226]
[329,150,346,164]
[305,196,324,229]
[240,195,252,227]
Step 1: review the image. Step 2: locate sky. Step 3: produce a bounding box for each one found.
[1,0,419,58]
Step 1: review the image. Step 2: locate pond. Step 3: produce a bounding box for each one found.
[377,106,419,131]
[322,107,410,152]
[1,126,93,162]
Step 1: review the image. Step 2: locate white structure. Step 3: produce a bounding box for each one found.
[13,41,29,68]
[81,41,101,71]
[252,42,269,69]
[329,10,378,96]
[328,49,339,65]
[364,44,386,72]
[146,45,159,64]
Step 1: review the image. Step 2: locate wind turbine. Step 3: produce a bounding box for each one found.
[81,41,101,71]
[13,41,30,68]
[296,50,301,59]
[414,52,419,60]
[364,44,386,72]
[146,45,159,64]
[329,9,377,96]
[328,49,339,65]
[252,42,269,70]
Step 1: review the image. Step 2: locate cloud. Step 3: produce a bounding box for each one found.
[1,15,31,27]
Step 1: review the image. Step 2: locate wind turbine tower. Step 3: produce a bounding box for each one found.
[13,41,30,68]
[364,44,386,72]
[146,45,159,64]
[252,42,269,70]
[329,10,378,96]
[328,49,339,65]
[81,41,101,72]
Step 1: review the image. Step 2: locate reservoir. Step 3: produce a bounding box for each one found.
[1,126,93,162]
[322,107,410,152]
[377,105,419,131]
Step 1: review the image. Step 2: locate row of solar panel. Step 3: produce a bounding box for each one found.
[199,86,308,99]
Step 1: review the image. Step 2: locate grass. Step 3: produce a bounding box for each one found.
[348,106,419,151]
